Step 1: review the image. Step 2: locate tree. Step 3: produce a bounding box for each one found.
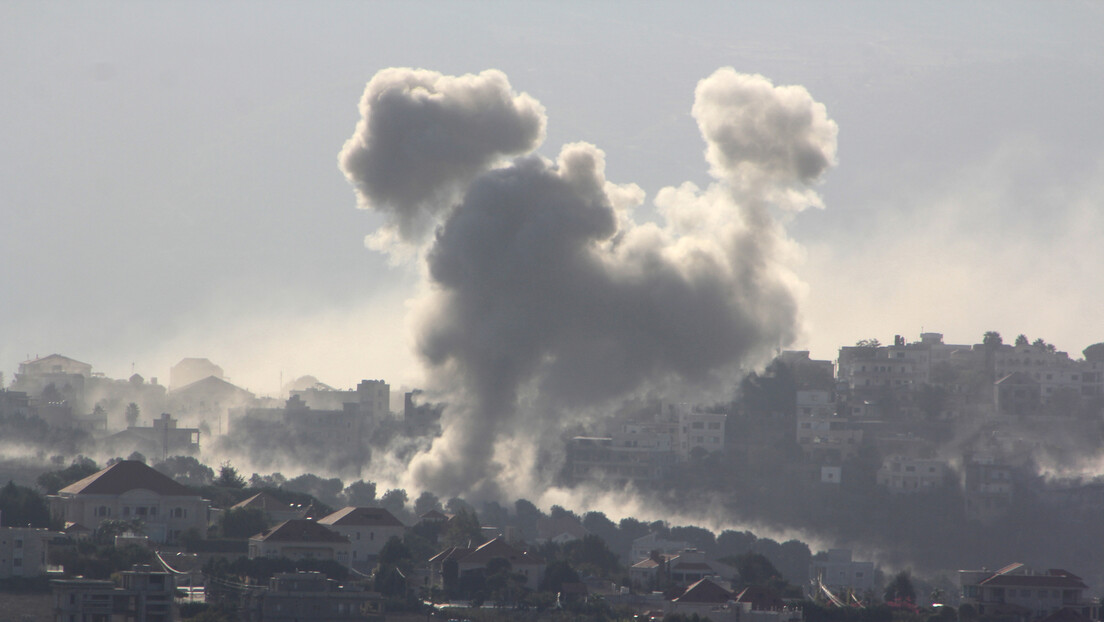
[982,331,1003,347]
[36,457,100,495]
[380,488,409,516]
[1084,343,1104,362]
[153,456,214,487]
[884,570,916,604]
[856,338,881,348]
[414,491,442,516]
[215,463,246,489]
[1015,334,1029,347]
[125,403,140,427]
[0,481,51,527]
[342,480,377,506]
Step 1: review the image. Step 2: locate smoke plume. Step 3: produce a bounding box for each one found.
[338,68,546,251]
[341,68,837,498]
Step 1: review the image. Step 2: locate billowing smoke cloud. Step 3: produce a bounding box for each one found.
[341,67,837,498]
[338,68,546,251]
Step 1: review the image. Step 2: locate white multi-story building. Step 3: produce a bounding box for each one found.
[676,406,726,460]
[0,526,59,578]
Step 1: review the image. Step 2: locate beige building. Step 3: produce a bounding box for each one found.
[0,526,59,578]
[317,507,405,571]
[48,460,209,544]
[249,519,350,566]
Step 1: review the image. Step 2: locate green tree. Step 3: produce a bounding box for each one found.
[0,481,51,527]
[215,463,246,489]
[153,456,214,487]
[983,331,1003,347]
[36,457,100,495]
[1014,334,1029,347]
[380,488,409,516]
[414,491,442,516]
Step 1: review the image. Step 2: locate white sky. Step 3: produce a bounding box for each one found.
[2,1,1102,396]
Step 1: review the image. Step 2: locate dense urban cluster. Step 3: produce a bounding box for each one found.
[2,330,1104,622]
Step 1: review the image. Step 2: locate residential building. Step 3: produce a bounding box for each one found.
[231,492,307,525]
[292,379,390,418]
[239,571,384,622]
[169,357,225,391]
[248,519,350,566]
[47,460,208,544]
[964,459,1014,523]
[428,537,545,591]
[630,532,690,563]
[809,549,875,595]
[535,515,589,545]
[0,526,60,578]
[317,507,406,572]
[676,407,726,460]
[959,564,1097,622]
[102,412,201,459]
[51,564,176,622]
[877,456,948,493]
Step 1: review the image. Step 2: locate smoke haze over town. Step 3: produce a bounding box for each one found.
[4,4,1104,617]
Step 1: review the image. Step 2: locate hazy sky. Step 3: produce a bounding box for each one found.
[3,2,1102,395]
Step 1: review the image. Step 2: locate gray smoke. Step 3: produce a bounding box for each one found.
[341,67,837,498]
[338,68,546,250]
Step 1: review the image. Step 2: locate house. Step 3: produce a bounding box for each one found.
[51,564,176,622]
[428,537,545,591]
[535,515,589,544]
[168,375,255,424]
[239,571,384,622]
[630,549,734,589]
[0,526,61,578]
[876,456,947,493]
[960,564,1098,622]
[47,460,209,544]
[630,532,690,563]
[231,492,307,525]
[13,354,92,412]
[102,412,201,458]
[249,519,350,566]
[809,549,875,595]
[317,507,406,572]
[169,357,225,391]
[666,577,738,622]
[995,372,1041,416]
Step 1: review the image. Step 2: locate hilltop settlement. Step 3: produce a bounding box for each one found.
[3,330,1104,622]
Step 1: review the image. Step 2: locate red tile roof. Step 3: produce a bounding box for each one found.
[232,492,291,512]
[980,569,1086,589]
[250,519,348,543]
[318,506,404,528]
[58,460,196,497]
[675,578,733,604]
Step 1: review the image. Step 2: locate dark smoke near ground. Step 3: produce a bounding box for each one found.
[340,68,837,498]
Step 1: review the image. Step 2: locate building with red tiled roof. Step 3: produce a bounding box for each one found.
[427,537,546,590]
[317,507,406,571]
[47,460,208,544]
[960,565,1098,622]
[231,492,305,525]
[248,519,350,566]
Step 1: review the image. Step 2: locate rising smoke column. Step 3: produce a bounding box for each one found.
[340,68,837,498]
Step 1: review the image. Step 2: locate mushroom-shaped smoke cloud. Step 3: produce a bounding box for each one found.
[340,68,837,499]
